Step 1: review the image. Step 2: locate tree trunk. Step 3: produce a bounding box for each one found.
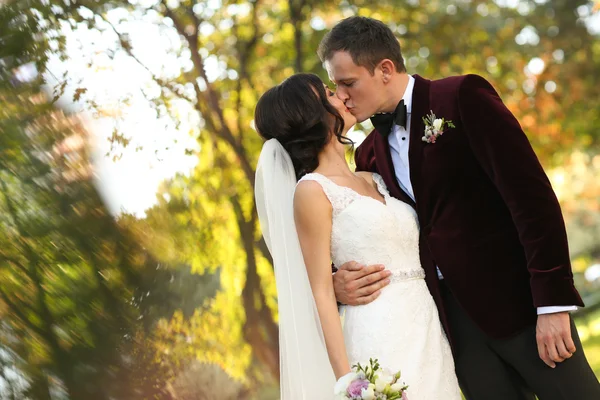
[232,196,280,381]
[289,0,305,72]
[27,369,53,400]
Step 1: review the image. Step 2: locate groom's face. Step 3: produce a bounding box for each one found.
[325,51,386,123]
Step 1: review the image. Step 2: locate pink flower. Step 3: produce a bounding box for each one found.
[402,390,409,400]
[347,379,369,397]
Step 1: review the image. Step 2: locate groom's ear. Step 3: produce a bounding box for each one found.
[378,59,397,83]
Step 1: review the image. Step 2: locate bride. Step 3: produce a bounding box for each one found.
[254,73,461,399]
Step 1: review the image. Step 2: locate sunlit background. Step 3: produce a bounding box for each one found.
[1,0,599,398]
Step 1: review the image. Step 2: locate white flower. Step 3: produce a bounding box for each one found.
[381,369,394,381]
[334,372,357,396]
[421,111,454,144]
[361,384,376,400]
[375,379,390,393]
[390,382,404,392]
[375,370,394,392]
[374,378,387,392]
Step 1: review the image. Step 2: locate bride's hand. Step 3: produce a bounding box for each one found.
[334,371,356,395]
[333,261,391,306]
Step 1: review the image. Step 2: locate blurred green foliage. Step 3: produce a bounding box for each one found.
[0,0,599,398]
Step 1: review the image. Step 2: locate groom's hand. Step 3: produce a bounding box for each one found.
[332,261,391,306]
[536,312,576,368]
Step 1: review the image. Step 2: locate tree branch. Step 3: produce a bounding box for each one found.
[100,15,196,104]
[1,256,29,275]
[234,0,262,148]
[161,0,256,187]
[255,236,273,266]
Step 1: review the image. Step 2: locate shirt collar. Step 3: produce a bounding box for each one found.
[402,75,415,114]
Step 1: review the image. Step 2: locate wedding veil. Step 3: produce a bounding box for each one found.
[254,139,336,399]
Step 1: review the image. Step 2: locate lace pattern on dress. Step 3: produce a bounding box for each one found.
[298,173,389,217]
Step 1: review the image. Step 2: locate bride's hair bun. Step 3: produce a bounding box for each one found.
[254,73,353,179]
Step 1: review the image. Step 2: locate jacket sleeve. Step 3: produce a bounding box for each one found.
[457,74,583,308]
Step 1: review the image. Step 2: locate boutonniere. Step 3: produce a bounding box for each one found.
[422,110,455,144]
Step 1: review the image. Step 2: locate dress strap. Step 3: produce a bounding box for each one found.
[372,173,391,198]
[297,173,359,216]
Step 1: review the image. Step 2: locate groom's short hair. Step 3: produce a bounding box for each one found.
[318,16,406,75]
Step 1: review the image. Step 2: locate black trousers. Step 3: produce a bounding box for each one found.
[440,282,600,400]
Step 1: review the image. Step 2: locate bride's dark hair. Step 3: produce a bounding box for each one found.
[254,73,353,179]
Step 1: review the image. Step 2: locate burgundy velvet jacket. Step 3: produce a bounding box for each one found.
[355,74,584,339]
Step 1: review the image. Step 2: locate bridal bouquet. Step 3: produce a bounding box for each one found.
[334,358,408,400]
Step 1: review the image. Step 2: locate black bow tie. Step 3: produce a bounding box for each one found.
[370,99,407,137]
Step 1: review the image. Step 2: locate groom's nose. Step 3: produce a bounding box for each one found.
[336,88,349,102]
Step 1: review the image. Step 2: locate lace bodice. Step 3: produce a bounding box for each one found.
[298,173,421,276]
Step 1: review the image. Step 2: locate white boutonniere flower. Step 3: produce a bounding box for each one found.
[422,110,455,144]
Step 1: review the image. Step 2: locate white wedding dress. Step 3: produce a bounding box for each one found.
[298,172,462,400]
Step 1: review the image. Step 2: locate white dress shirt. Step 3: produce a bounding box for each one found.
[386,76,576,315]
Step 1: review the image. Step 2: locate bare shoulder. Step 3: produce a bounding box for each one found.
[294,179,326,203]
[293,180,331,216]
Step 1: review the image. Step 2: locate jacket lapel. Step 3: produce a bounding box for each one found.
[408,75,431,205]
[373,130,416,208]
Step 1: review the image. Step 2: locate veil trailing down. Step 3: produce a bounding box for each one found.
[254,139,336,399]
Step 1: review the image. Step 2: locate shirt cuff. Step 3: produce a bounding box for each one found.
[537,305,578,315]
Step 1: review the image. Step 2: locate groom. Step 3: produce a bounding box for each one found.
[319,16,600,399]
